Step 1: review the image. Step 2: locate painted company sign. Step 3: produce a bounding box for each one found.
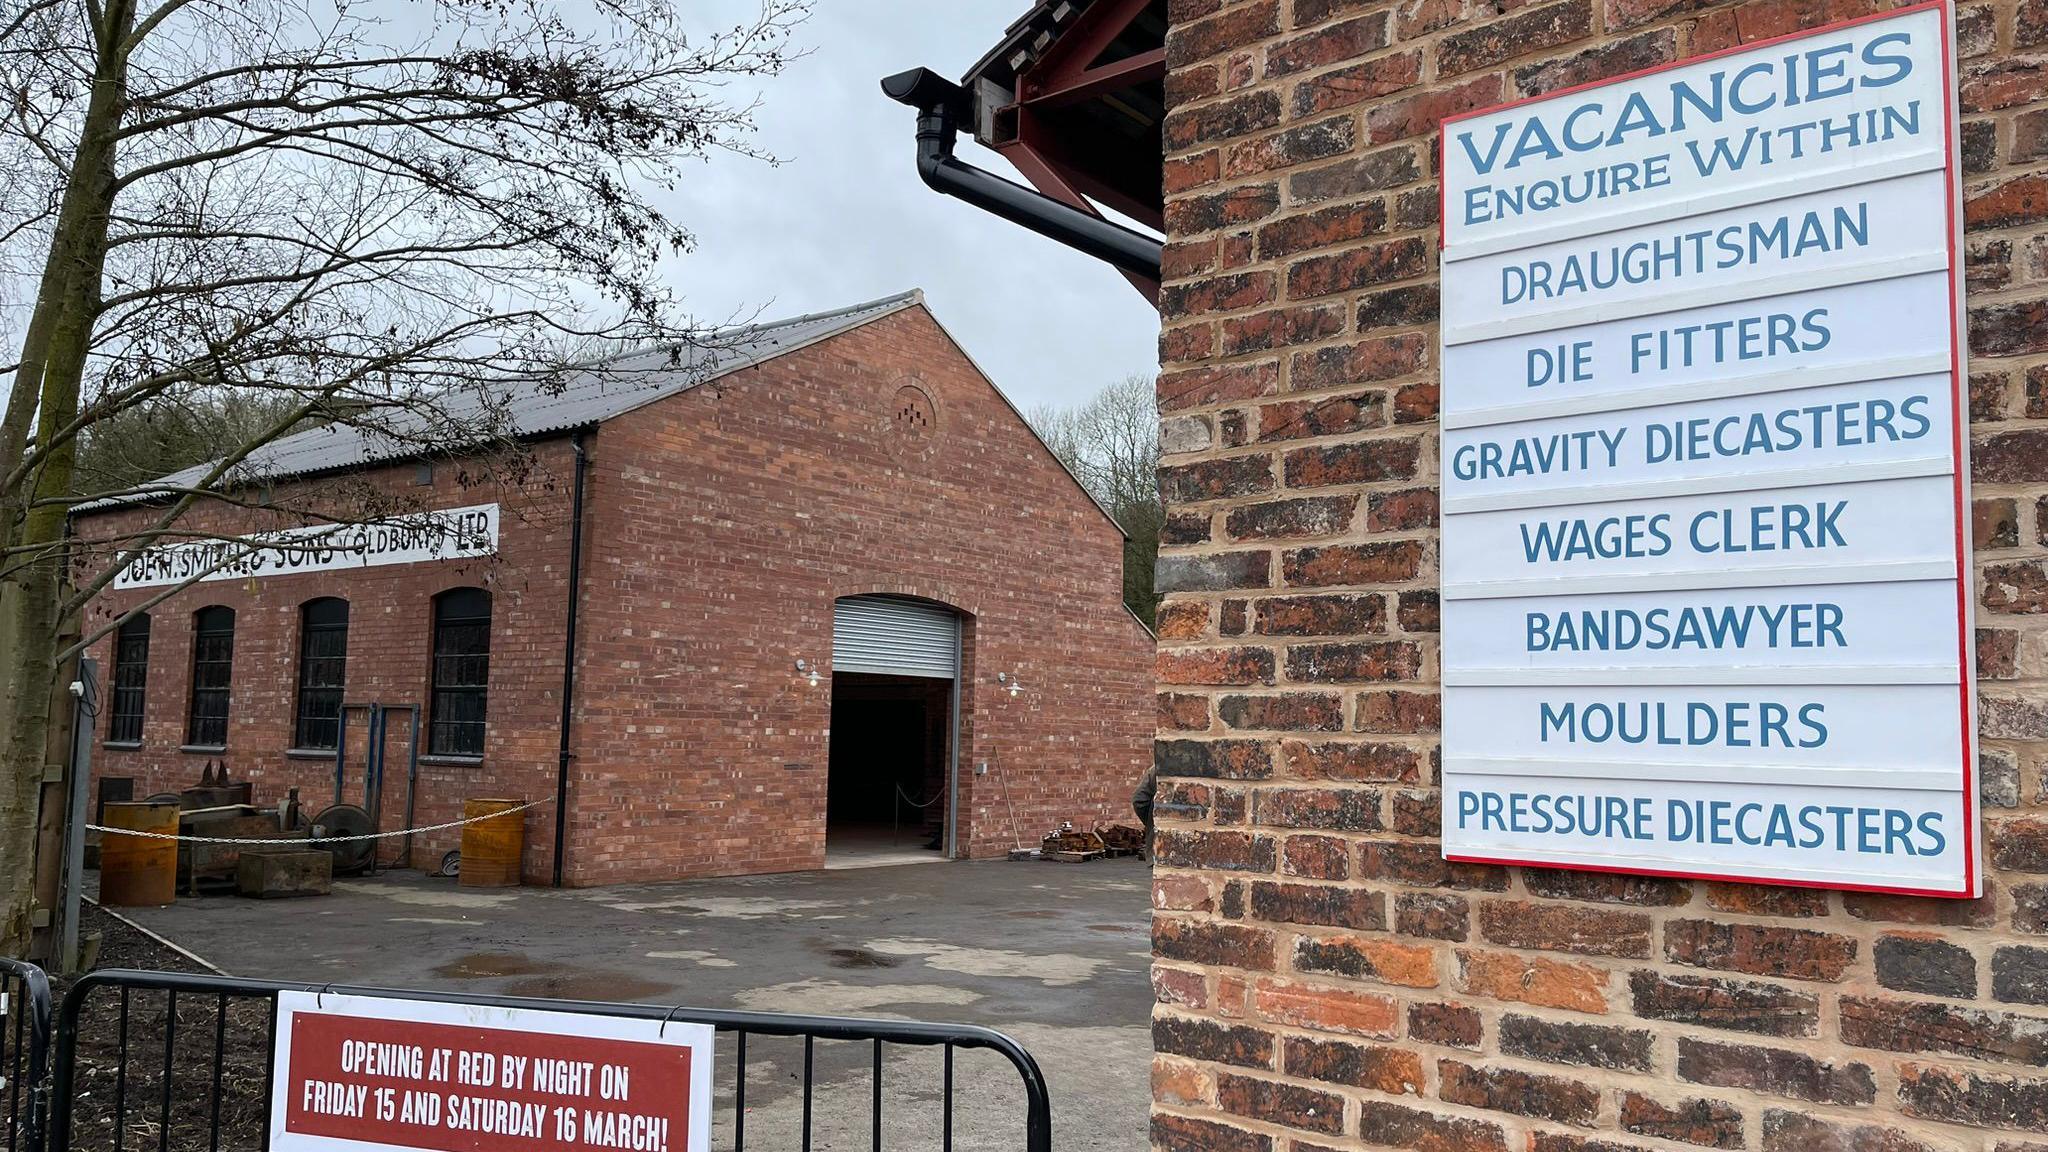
[268,991,713,1152]
[1437,3,1976,896]
[113,503,499,589]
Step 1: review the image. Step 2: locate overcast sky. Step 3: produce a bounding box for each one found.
[658,1,1162,411]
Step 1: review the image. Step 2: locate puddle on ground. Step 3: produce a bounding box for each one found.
[1005,909,1060,919]
[504,972,674,1001]
[826,947,902,969]
[434,952,556,979]
[864,938,1106,986]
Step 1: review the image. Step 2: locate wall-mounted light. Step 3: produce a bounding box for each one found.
[795,658,821,688]
[996,671,1023,698]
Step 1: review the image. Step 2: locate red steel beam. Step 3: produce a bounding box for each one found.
[1018,0,1158,99]
[1025,46,1165,109]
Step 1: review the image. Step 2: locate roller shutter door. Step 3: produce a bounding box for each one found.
[832,596,959,679]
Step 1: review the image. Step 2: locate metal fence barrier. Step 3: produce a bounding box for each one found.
[1,958,52,1152]
[49,970,1052,1152]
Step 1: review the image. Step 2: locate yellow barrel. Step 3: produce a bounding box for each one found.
[100,801,180,906]
[459,799,524,887]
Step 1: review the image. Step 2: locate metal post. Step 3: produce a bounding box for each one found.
[58,657,97,975]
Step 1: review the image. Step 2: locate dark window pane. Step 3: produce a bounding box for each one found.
[186,606,234,746]
[429,589,489,756]
[293,598,349,749]
[109,614,151,743]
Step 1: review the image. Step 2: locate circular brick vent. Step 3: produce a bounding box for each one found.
[886,383,939,464]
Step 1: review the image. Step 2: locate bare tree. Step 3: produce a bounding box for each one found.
[1030,373,1162,627]
[0,0,809,955]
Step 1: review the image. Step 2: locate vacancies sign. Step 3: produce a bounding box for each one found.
[1437,3,1977,897]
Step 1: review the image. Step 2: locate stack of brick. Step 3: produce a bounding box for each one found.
[1151,0,2048,1148]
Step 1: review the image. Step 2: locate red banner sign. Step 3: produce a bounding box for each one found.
[269,992,713,1152]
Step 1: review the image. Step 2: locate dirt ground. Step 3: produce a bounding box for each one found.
[89,858,1155,1150]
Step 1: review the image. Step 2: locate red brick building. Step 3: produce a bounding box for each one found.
[904,0,2048,1148]
[74,291,1155,886]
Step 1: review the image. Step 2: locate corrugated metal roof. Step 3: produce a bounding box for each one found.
[86,290,923,507]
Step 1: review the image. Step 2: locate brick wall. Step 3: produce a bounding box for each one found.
[1151,0,2048,1149]
[76,303,1156,889]
[564,305,1155,883]
[79,443,579,881]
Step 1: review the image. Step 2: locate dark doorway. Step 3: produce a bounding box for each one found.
[827,672,951,865]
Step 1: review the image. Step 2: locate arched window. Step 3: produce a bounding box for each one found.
[108,614,151,743]
[429,588,491,756]
[293,598,350,750]
[186,606,235,747]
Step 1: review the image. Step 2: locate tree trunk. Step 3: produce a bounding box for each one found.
[0,3,131,958]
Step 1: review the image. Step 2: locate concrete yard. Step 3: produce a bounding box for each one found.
[107,858,1154,1151]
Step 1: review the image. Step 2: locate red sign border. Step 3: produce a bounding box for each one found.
[1433,0,1979,899]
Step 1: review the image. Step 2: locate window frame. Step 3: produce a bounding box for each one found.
[107,613,151,744]
[185,605,235,748]
[291,597,350,751]
[428,587,491,758]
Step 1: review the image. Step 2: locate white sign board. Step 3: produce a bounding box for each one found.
[268,990,713,1152]
[114,503,499,589]
[1438,2,1976,897]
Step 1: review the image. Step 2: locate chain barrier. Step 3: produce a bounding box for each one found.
[82,797,550,845]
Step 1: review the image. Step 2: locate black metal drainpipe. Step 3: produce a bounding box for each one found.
[880,67,1163,280]
[552,430,589,887]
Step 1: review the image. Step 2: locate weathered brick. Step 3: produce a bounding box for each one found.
[1974,300,2048,357]
[1389,789,1437,836]
[1156,829,1278,872]
[1986,560,2048,613]
[1292,49,1424,115]
[1363,842,1510,890]
[1522,869,1690,907]
[1293,934,1438,986]
[1266,14,1391,77]
[1371,490,1439,534]
[1365,74,1504,144]
[1153,1112,1272,1152]
[1480,900,1652,958]
[1356,284,1438,329]
[1971,173,2048,232]
[1254,786,1383,831]
[1158,692,1211,731]
[1281,739,1418,782]
[1629,971,1818,1037]
[1168,184,1282,235]
[1281,834,1350,880]
[1161,511,1213,546]
[1166,89,1285,151]
[1994,817,2048,872]
[1458,949,1609,1013]
[1249,880,1385,929]
[1225,495,1355,541]
[1407,1000,1484,1048]
[1257,202,1388,261]
[1874,932,1979,997]
[1354,1100,1506,1152]
[1898,1062,2048,1133]
[1515,27,1673,93]
[1254,594,1384,636]
[1284,1036,1426,1095]
[1153,1015,1275,1068]
[1396,892,1469,941]
[1157,738,1275,780]
[1216,1072,1346,1136]
[1286,237,1429,299]
[1663,919,1858,981]
[1158,646,1276,687]
[1845,888,2000,928]
[1284,640,1423,683]
[1840,995,2048,1065]
[1499,1014,1654,1071]
[1282,440,1421,490]
[1617,1092,1744,1150]
[1281,539,1427,591]
[1287,145,1422,204]
[2021,886,2048,935]
[1225,119,1360,179]
[1219,692,1344,731]
[1253,978,1399,1037]
[1156,551,1273,592]
[1161,456,1275,503]
[1677,1037,1875,1105]
[1167,0,1280,69]
[1439,1059,1600,1125]
[1760,1111,1947,1152]
[1996,946,2048,1006]
[1289,333,1429,389]
[1257,391,1387,443]
[1354,690,1440,733]
[1703,882,1828,917]
[1160,269,1279,319]
[1156,918,1279,969]
[1437,0,1593,75]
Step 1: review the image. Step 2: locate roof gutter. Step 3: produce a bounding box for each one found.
[880,68,1162,280]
